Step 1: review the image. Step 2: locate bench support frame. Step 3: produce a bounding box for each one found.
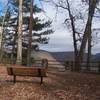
[13,75,16,83]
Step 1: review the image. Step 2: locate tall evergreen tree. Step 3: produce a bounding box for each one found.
[3,0,53,64]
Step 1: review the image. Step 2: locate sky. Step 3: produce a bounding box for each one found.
[36,0,74,52]
[36,0,100,54]
[0,0,100,54]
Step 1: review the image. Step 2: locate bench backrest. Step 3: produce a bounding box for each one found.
[7,67,47,77]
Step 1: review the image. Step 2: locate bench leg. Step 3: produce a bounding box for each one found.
[13,75,16,83]
[40,77,43,84]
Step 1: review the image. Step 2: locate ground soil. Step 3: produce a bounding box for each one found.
[0,64,100,100]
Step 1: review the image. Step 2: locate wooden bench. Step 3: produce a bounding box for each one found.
[7,66,47,84]
[7,59,48,84]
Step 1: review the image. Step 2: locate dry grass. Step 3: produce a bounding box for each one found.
[0,65,100,100]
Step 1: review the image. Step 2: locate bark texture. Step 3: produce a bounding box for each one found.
[16,0,23,64]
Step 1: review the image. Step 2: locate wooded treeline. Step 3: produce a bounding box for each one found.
[0,0,53,65]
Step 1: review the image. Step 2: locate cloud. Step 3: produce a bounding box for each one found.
[40,24,74,52]
[39,1,73,52]
[39,1,100,54]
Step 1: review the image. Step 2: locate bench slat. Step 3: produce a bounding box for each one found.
[7,67,47,77]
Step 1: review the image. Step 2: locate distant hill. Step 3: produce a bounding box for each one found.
[50,51,96,62]
[50,51,74,62]
[38,50,100,62]
[92,53,100,61]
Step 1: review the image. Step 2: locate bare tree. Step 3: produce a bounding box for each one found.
[65,0,78,70]
[16,0,23,64]
[42,0,100,71]
[42,0,84,70]
[86,0,100,70]
[76,0,99,70]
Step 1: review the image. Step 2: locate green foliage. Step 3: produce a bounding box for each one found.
[4,0,53,50]
[22,49,35,65]
[0,49,11,64]
[1,0,53,64]
[0,16,3,26]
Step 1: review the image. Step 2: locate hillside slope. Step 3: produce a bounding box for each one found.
[50,51,74,62]
[31,50,65,69]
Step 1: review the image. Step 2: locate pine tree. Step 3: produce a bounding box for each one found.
[3,0,53,65]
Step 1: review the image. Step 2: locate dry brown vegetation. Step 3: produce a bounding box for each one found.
[0,65,100,100]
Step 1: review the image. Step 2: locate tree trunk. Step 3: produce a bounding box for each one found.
[76,0,97,71]
[0,12,7,63]
[86,29,92,70]
[16,0,23,65]
[27,0,34,66]
[66,0,78,71]
[11,16,19,64]
[0,27,3,63]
